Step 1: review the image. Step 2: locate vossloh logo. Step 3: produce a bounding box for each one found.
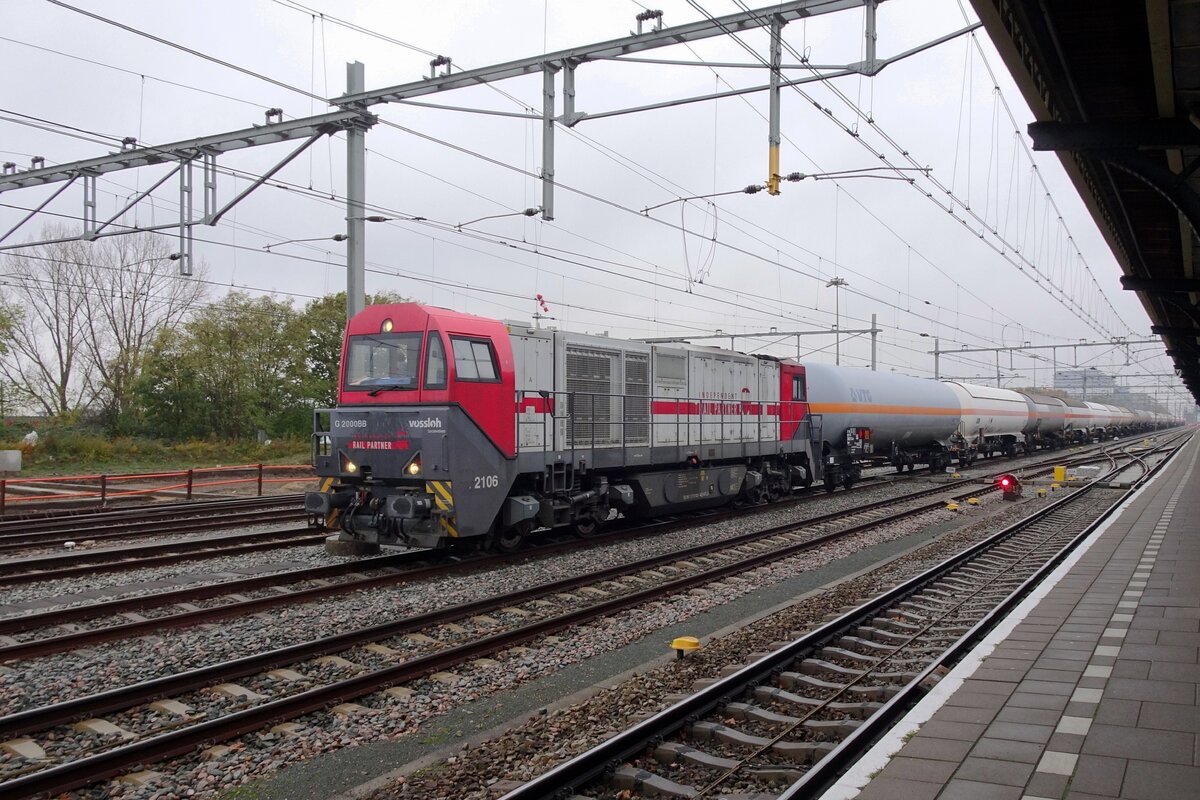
[408,418,443,430]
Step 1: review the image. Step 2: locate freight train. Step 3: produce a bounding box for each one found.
[305,303,1172,552]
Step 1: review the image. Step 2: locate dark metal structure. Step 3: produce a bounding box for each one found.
[970,1,1200,403]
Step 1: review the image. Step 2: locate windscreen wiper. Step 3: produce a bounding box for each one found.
[367,384,412,396]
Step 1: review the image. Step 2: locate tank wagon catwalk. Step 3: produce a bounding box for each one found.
[306,304,1174,553]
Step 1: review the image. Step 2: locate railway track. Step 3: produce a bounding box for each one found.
[0,493,304,541]
[0,431,1163,588]
[0,527,324,586]
[496,439,1186,799]
[0,447,1123,662]
[0,434,1179,796]
[0,451,1073,795]
[0,433,1176,663]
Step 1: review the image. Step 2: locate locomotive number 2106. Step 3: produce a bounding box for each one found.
[473,475,500,489]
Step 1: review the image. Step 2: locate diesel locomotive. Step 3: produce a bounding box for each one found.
[305,303,1171,552]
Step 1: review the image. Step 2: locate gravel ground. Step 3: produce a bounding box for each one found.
[0,446,1119,797]
[0,525,357,614]
[0,476,985,715]
[36,489,1054,799]
[349,496,1072,800]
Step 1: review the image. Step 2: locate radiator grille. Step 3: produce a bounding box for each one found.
[624,353,649,445]
[566,348,616,447]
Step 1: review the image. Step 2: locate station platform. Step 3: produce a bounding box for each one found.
[829,434,1200,800]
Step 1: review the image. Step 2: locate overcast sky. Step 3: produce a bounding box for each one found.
[0,0,1189,410]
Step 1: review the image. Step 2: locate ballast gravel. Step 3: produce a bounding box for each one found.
[0,478,976,714]
[0,446,1109,799]
[40,489,1056,799]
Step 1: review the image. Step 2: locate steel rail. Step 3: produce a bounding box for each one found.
[779,435,1188,799]
[0,434,1165,645]
[0,485,956,797]
[0,472,1007,660]
[0,478,885,639]
[0,506,307,552]
[0,446,1151,658]
[0,486,965,735]
[0,528,325,585]
[0,493,304,529]
[0,491,304,534]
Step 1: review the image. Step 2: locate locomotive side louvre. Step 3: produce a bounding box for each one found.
[511,327,804,462]
[515,329,819,524]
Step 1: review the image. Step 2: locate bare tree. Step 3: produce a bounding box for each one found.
[0,228,207,422]
[79,234,207,428]
[0,234,96,417]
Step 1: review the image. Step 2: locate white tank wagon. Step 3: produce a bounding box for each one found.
[1018,392,1069,450]
[1084,401,1117,433]
[1107,404,1136,432]
[1061,397,1095,442]
[945,383,1032,462]
[803,363,961,483]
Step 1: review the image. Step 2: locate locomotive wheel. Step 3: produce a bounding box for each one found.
[491,523,529,553]
[573,513,602,537]
[765,481,785,503]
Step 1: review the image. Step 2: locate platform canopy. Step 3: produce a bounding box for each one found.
[970,0,1200,403]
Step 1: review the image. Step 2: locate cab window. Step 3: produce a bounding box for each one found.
[792,375,807,401]
[451,337,499,382]
[344,333,422,390]
[424,333,447,389]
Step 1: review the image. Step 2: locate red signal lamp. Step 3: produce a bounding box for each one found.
[997,474,1021,500]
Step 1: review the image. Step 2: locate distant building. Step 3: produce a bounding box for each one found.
[1054,368,1116,396]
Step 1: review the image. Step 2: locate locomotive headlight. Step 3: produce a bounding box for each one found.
[381,318,394,333]
[406,454,422,475]
[345,460,358,473]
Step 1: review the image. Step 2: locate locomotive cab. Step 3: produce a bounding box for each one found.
[308,304,519,551]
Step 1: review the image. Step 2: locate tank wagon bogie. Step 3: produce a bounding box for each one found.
[308,303,1168,552]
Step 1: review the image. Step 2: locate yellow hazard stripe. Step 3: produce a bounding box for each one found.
[427,481,457,537]
[316,477,340,528]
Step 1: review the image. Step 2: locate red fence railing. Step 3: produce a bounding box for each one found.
[0,463,314,513]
